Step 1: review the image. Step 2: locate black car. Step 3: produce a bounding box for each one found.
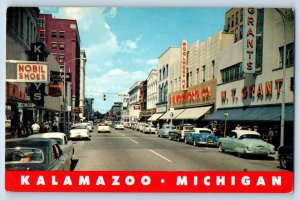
[278,145,293,170]
[6,138,72,171]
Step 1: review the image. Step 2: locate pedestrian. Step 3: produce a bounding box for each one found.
[268,128,274,143]
[32,121,40,134]
[235,124,242,130]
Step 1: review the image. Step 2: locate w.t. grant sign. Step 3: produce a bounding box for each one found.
[169,79,216,108]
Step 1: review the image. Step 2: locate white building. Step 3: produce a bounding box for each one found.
[128,81,142,123]
[146,69,158,110]
[79,50,87,119]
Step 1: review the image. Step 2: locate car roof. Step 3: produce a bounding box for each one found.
[232,130,261,138]
[28,132,66,140]
[194,128,212,132]
[6,138,55,148]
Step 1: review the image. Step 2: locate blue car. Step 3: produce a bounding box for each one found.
[184,128,218,146]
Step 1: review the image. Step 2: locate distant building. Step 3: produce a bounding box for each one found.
[139,80,148,121]
[84,98,94,121]
[128,81,142,123]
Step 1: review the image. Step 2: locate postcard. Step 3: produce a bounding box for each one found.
[5,7,294,193]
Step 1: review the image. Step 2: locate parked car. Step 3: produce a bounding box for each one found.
[184,128,219,146]
[157,124,175,138]
[218,130,275,158]
[278,145,293,170]
[142,124,157,134]
[5,138,72,171]
[28,132,74,160]
[70,124,90,140]
[169,124,195,141]
[98,123,110,133]
[114,123,125,130]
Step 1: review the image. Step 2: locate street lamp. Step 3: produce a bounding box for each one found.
[275,8,288,147]
[63,57,87,136]
[223,112,229,137]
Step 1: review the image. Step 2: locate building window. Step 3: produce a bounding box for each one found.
[239,25,243,40]
[189,71,192,86]
[186,68,189,88]
[59,31,65,38]
[231,15,234,28]
[221,63,244,83]
[52,31,57,38]
[202,65,206,82]
[38,18,45,27]
[40,30,45,38]
[159,69,162,81]
[59,43,65,50]
[236,12,239,25]
[51,42,57,50]
[279,42,295,68]
[59,54,65,62]
[166,64,168,78]
[196,68,199,84]
[212,60,215,79]
[227,17,230,31]
[240,8,243,22]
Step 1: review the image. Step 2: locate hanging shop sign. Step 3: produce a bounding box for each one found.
[50,71,71,82]
[181,40,188,90]
[242,8,257,73]
[17,63,48,82]
[28,83,46,107]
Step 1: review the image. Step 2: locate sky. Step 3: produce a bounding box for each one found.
[40,7,230,113]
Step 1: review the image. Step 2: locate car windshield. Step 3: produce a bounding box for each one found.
[239,134,261,139]
[165,126,175,129]
[6,147,44,163]
[72,125,87,129]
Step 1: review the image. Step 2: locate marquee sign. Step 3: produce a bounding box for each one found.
[17,63,48,82]
[242,8,257,73]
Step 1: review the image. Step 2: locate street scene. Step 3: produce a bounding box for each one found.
[5,7,294,173]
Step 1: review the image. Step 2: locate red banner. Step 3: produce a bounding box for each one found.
[5,171,293,193]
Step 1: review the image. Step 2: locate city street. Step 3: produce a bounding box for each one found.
[71,125,284,171]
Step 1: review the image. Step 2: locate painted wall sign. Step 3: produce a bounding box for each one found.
[242,8,257,73]
[181,40,188,90]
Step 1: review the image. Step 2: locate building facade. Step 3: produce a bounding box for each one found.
[206,8,295,147]
[146,69,158,114]
[128,81,142,123]
[79,50,87,119]
[224,8,244,43]
[36,14,82,109]
[156,47,180,114]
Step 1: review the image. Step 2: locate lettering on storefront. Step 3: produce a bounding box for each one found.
[170,86,211,106]
[242,8,257,73]
[181,40,188,90]
[6,83,27,100]
[221,79,282,102]
[17,63,48,82]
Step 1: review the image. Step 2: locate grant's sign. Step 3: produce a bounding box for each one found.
[243,8,257,73]
[17,63,48,82]
[181,40,188,90]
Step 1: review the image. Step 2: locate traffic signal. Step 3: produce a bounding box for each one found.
[103,94,106,101]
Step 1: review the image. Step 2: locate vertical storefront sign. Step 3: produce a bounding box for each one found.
[28,83,46,107]
[181,40,188,90]
[243,8,257,73]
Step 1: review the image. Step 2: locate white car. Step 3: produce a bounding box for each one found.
[70,124,90,140]
[114,123,125,130]
[98,123,110,133]
[28,132,74,159]
[143,124,157,134]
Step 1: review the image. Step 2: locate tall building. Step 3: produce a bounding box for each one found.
[128,81,142,123]
[79,50,87,119]
[36,14,82,110]
[139,80,148,121]
[146,69,158,119]
[224,8,244,43]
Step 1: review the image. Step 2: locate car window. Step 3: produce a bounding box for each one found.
[239,134,261,139]
[184,126,194,130]
[199,131,212,134]
[50,138,63,145]
[6,147,44,163]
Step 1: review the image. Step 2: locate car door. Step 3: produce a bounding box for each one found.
[226,131,238,151]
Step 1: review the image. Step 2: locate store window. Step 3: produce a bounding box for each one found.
[279,42,295,68]
[221,63,243,83]
[235,12,239,25]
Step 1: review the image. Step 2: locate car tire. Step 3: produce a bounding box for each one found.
[218,143,224,152]
[279,155,288,169]
[158,134,160,138]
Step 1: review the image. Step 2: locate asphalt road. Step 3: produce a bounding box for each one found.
[71,126,284,171]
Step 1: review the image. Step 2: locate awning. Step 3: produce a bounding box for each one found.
[175,106,212,120]
[203,105,294,122]
[159,109,185,120]
[148,113,164,121]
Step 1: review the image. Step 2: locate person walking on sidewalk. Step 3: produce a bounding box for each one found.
[32,121,40,134]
